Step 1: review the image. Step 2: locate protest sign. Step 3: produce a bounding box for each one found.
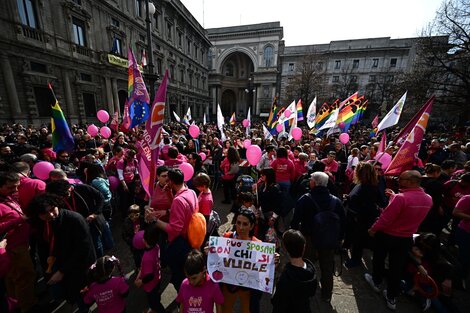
[207,236,275,294]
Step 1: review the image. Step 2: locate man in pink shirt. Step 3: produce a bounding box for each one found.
[365,170,432,310]
[153,168,197,291]
[12,162,46,215]
[321,151,339,182]
[0,172,37,312]
[453,194,470,287]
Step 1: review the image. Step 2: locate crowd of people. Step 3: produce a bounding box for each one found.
[0,120,469,313]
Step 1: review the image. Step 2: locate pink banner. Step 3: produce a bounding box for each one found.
[385,97,434,176]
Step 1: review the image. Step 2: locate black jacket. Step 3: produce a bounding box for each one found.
[258,183,283,215]
[271,258,317,313]
[52,209,96,301]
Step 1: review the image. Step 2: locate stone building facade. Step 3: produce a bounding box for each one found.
[0,0,211,125]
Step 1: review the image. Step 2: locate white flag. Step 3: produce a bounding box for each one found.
[203,113,206,125]
[318,108,340,131]
[217,104,227,142]
[278,100,296,125]
[306,97,317,129]
[173,111,181,123]
[288,102,298,141]
[377,92,407,132]
[246,107,251,136]
[262,124,273,140]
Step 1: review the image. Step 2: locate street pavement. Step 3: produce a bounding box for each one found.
[49,188,469,313]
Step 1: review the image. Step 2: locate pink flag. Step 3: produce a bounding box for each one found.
[384,97,434,176]
[110,111,119,132]
[393,96,434,147]
[120,98,131,132]
[371,115,379,128]
[138,70,169,196]
[377,130,386,154]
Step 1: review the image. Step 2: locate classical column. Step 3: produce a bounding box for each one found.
[104,76,114,115]
[255,86,260,115]
[111,78,119,116]
[212,86,217,114]
[63,70,75,116]
[0,54,21,115]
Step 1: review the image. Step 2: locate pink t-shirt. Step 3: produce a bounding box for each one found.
[176,274,224,313]
[18,176,46,210]
[457,195,470,233]
[198,191,213,216]
[139,246,161,292]
[270,158,295,183]
[83,276,128,313]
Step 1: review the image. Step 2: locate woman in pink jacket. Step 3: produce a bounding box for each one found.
[270,147,295,219]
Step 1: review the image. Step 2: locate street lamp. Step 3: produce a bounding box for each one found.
[145,0,159,100]
[245,76,255,116]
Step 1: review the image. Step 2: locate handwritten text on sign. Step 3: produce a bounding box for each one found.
[207,236,275,294]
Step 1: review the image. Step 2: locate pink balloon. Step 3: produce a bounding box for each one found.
[133,230,146,250]
[375,152,392,170]
[276,123,284,133]
[108,176,119,191]
[188,125,200,139]
[292,127,302,140]
[339,122,345,129]
[100,126,111,139]
[284,109,291,118]
[97,110,110,123]
[33,161,54,180]
[246,145,262,166]
[179,162,194,182]
[87,124,99,137]
[243,139,251,149]
[339,133,350,144]
[198,152,207,161]
[242,119,250,128]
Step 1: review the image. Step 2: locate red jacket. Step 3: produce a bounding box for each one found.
[371,187,432,237]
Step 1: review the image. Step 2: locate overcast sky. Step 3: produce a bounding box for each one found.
[180,0,444,46]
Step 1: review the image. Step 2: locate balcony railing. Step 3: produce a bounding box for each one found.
[21,25,45,42]
[75,45,92,57]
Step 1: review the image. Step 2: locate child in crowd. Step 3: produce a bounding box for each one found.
[238,192,262,237]
[134,226,165,313]
[122,204,146,269]
[264,212,280,250]
[83,256,129,313]
[176,250,224,313]
[193,173,214,223]
[271,230,317,313]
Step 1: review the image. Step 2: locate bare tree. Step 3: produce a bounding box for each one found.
[402,0,470,124]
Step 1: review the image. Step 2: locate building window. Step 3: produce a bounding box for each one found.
[154,13,159,30]
[264,46,274,67]
[83,93,96,117]
[201,50,205,65]
[30,62,47,73]
[335,60,341,69]
[156,58,162,75]
[369,75,376,82]
[72,0,82,5]
[316,62,323,70]
[351,75,357,82]
[80,73,92,82]
[288,63,294,72]
[196,76,199,89]
[111,37,122,55]
[139,34,145,42]
[225,63,234,77]
[170,64,175,80]
[34,86,55,117]
[72,17,86,46]
[372,58,379,68]
[263,86,269,98]
[386,75,394,82]
[353,59,359,69]
[187,38,191,54]
[332,75,339,83]
[194,46,198,60]
[111,18,120,28]
[178,32,183,47]
[180,69,184,83]
[189,73,193,87]
[390,58,397,67]
[167,22,172,40]
[135,0,142,18]
[17,0,38,28]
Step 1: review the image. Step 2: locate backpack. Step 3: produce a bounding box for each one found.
[236,175,255,193]
[307,194,341,249]
[183,191,207,249]
[290,173,311,198]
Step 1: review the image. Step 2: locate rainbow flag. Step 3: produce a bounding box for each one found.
[267,97,278,129]
[336,94,366,131]
[128,48,150,128]
[296,99,304,121]
[48,83,74,152]
[229,112,236,125]
[315,100,339,130]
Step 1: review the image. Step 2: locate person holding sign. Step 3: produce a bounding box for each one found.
[220,209,261,313]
